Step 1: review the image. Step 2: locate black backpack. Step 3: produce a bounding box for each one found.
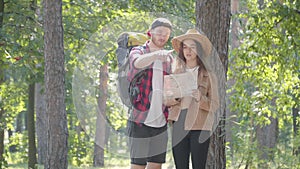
[116,32,148,107]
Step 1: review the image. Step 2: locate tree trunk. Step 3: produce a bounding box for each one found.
[293,107,299,155]
[12,111,25,153]
[16,112,23,132]
[0,58,4,169]
[0,110,4,169]
[196,0,231,168]
[93,65,108,167]
[0,0,3,29]
[35,83,47,165]
[28,0,39,167]
[0,0,5,167]
[226,0,240,159]
[256,117,278,167]
[256,98,278,167]
[27,83,37,169]
[231,0,240,49]
[44,0,68,168]
[34,1,47,164]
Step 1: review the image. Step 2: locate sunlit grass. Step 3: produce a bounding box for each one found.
[7,151,175,169]
[7,164,130,169]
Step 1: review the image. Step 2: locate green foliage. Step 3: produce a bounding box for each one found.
[68,129,93,167]
[1,2,43,167]
[228,0,300,168]
[7,132,28,164]
[127,0,195,21]
[1,0,44,83]
[0,81,26,131]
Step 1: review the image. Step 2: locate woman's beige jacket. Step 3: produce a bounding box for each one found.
[167,68,219,131]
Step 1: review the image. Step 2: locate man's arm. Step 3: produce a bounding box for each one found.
[134,50,173,69]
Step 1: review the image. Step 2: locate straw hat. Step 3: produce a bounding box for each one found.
[171,29,212,57]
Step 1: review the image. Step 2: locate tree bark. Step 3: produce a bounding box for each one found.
[15,112,23,132]
[231,0,240,49]
[35,83,47,164]
[93,65,108,167]
[27,83,37,169]
[0,0,3,29]
[226,0,239,159]
[44,0,68,168]
[196,0,231,168]
[256,117,278,166]
[256,99,278,167]
[293,107,299,155]
[27,3,38,168]
[0,0,4,167]
[34,0,47,164]
[0,110,4,169]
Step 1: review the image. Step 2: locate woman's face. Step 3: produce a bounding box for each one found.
[182,39,197,62]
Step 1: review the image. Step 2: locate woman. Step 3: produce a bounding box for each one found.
[167,29,219,169]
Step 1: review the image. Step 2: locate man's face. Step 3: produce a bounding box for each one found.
[151,26,171,48]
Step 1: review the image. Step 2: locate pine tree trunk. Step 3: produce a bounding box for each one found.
[0,110,4,169]
[28,83,37,168]
[256,98,278,168]
[34,1,47,164]
[93,65,108,167]
[256,117,278,167]
[44,0,68,168]
[226,0,240,159]
[35,83,47,164]
[0,0,5,167]
[293,107,300,155]
[196,0,231,168]
[0,66,4,168]
[0,55,4,169]
[28,0,39,167]
[0,0,3,29]
[16,113,23,132]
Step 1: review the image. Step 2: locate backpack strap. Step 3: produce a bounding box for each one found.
[135,45,147,55]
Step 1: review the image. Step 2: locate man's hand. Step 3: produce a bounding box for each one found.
[155,49,174,62]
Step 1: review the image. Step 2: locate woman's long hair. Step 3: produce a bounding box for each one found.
[175,39,207,73]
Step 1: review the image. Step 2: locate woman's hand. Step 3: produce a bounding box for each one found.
[191,89,200,102]
[164,96,181,107]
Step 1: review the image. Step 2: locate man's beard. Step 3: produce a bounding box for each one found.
[152,38,166,49]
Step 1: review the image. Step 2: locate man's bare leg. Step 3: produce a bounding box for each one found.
[147,162,162,169]
[131,164,146,169]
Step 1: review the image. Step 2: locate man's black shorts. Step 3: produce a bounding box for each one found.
[127,120,168,165]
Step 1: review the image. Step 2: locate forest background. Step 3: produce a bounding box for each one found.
[0,0,299,169]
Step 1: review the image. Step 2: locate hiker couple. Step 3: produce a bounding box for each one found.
[126,18,219,169]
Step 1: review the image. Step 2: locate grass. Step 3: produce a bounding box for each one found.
[7,162,174,169]
[6,151,176,169]
[6,164,129,169]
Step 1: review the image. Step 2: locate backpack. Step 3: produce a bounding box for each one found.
[116,32,148,107]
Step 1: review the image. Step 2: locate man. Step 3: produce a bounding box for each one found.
[127,18,173,169]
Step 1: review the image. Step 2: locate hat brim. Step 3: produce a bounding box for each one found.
[171,33,212,57]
